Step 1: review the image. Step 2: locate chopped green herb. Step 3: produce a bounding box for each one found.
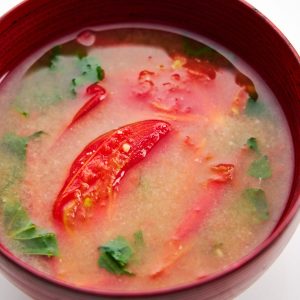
[21,111,29,118]
[248,155,272,179]
[15,108,30,118]
[134,230,145,247]
[71,56,105,94]
[247,137,259,153]
[96,65,105,81]
[0,167,21,197]
[98,236,134,276]
[49,45,62,70]
[245,98,266,116]
[242,188,269,221]
[3,200,58,256]
[1,134,28,160]
[1,131,45,161]
[29,131,46,140]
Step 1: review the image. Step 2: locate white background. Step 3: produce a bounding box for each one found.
[0,0,299,299]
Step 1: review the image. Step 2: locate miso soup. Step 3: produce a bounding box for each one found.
[0,28,293,292]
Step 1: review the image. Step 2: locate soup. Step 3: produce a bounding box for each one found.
[0,28,293,291]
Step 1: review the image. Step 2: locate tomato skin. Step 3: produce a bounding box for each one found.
[151,163,235,278]
[68,83,107,129]
[53,120,171,228]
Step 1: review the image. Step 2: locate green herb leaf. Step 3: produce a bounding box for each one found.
[98,236,134,275]
[101,237,133,267]
[1,134,28,160]
[133,230,145,247]
[248,155,272,179]
[1,131,45,160]
[96,65,105,81]
[17,231,58,256]
[28,131,46,140]
[247,137,259,153]
[49,46,62,70]
[245,98,266,116]
[242,188,269,221]
[49,46,61,70]
[3,201,58,256]
[71,56,105,94]
[15,108,30,118]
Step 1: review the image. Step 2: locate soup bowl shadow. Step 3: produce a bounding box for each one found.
[0,0,299,299]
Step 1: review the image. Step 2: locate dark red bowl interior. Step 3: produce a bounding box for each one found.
[0,0,299,299]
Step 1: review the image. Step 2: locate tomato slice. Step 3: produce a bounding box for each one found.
[53,120,171,228]
[151,163,235,278]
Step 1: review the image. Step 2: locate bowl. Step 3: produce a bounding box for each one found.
[0,0,299,299]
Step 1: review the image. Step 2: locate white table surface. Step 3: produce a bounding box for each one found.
[0,0,299,299]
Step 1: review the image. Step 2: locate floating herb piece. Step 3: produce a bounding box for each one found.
[3,200,58,256]
[96,65,105,81]
[245,98,265,116]
[242,188,269,221]
[98,236,134,275]
[247,137,259,153]
[49,45,62,70]
[29,131,46,139]
[71,56,105,94]
[20,111,29,118]
[1,131,45,161]
[15,108,30,118]
[0,167,21,197]
[248,155,272,179]
[1,134,29,160]
[134,230,145,247]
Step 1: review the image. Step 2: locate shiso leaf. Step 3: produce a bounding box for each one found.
[133,230,145,248]
[247,137,259,153]
[1,131,45,161]
[248,155,272,179]
[245,98,266,116]
[3,200,58,256]
[71,56,105,94]
[98,236,134,275]
[49,45,62,70]
[242,188,270,221]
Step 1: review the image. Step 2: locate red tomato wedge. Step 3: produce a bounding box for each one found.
[151,163,234,278]
[53,120,171,228]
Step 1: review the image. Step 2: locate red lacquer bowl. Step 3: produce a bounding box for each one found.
[0,1,299,299]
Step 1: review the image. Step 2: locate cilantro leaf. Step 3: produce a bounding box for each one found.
[15,108,30,118]
[242,188,269,221]
[98,236,134,275]
[3,200,58,256]
[1,134,28,160]
[49,46,62,70]
[133,230,145,247]
[1,131,45,161]
[248,155,272,179]
[101,236,133,267]
[245,98,266,117]
[247,137,259,153]
[71,56,105,94]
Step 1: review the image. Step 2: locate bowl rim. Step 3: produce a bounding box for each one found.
[0,0,299,298]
